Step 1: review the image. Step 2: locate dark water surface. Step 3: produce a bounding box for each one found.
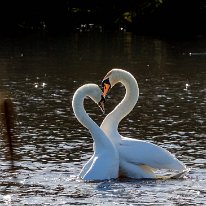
[0,33,205,205]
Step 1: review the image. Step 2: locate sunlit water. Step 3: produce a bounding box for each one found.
[0,32,205,205]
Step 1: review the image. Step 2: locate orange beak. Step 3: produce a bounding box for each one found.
[103,83,111,97]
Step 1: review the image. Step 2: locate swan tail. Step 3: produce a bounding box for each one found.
[168,159,186,172]
[154,154,187,172]
[156,169,188,180]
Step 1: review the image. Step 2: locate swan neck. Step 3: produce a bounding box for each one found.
[72,86,114,150]
[101,70,139,144]
[72,90,94,130]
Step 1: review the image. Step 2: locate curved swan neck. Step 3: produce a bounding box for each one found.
[72,88,93,130]
[101,69,139,137]
[72,84,114,150]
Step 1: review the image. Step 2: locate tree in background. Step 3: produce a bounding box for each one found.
[0,0,205,35]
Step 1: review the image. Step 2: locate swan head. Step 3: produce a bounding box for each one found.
[101,68,123,97]
[73,84,106,114]
[85,84,106,114]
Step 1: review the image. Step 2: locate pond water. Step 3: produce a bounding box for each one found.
[0,32,205,205]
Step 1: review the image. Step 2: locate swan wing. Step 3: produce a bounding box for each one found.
[119,137,186,171]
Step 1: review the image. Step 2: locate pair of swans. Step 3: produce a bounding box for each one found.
[72,68,186,181]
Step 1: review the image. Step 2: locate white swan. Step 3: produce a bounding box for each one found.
[100,68,186,179]
[72,83,119,181]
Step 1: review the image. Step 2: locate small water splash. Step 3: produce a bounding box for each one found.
[3,194,12,205]
[96,181,113,191]
[183,83,190,91]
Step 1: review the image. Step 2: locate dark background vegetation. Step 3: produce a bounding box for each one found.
[0,0,205,36]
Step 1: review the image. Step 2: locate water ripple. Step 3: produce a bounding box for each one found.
[0,34,205,205]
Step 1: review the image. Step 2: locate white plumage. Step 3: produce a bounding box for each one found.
[72,83,119,181]
[101,69,186,179]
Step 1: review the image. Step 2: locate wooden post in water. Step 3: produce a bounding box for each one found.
[0,92,16,157]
